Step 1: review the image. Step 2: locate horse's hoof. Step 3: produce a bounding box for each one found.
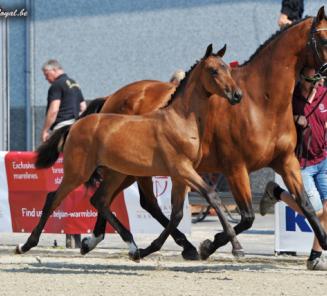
[232,248,245,258]
[199,239,213,260]
[128,250,141,263]
[15,244,24,254]
[80,238,90,255]
[182,247,200,261]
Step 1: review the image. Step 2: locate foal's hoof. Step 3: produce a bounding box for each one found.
[15,244,24,255]
[80,238,90,255]
[128,250,141,263]
[199,239,214,260]
[232,248,245,258]
[182,247,200,261]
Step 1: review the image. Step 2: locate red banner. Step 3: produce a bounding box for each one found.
[4,152,130,234]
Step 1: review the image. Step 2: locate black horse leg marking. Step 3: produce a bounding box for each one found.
[80,186,107,255]
[93,198,140,261]
[203,190,245,257]
[81,175,137,255]
[137,181,187,259]
[137,177,199,260]
[89,175,140,261]
[200,207,255,260]
[16,191,57,254]
[295,188,327,249]
[199,168,255,259]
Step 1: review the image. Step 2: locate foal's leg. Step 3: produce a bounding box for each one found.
[137,177,199,260]
[16,177,83,254]
[89,171,141,261]
[81,175,136,255]
[136,180,188,259]
[178,168,243,258]
[137,166,242,259]
[200,167,254,259]
[273,154,327,250]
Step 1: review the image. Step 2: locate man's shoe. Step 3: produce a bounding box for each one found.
[259,181,279,216]
[307,256,327,270]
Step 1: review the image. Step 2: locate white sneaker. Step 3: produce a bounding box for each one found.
[307,256,327,270]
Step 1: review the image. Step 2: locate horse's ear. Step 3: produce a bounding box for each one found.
[316,6,326,21]
[204,44,213,58]
[216,44,227,58]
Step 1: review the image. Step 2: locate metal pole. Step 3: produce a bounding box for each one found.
[25,0,34,150]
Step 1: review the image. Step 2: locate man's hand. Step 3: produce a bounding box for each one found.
[41,130,50,142]
[278,13,292,28]
[295,115,308,128]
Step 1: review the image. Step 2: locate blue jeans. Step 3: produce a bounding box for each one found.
[301,157,327,212]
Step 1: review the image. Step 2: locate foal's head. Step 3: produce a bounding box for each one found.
[200,44,242,105]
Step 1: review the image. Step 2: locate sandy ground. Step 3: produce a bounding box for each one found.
[0,250,326,296]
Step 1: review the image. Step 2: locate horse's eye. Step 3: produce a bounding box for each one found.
[320,38,327,47]
[210,69,218,76]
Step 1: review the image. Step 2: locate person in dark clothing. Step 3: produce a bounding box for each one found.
[41,59,86,142]
[41,59,86,248]
[260,67,327,270]
[278,0,304,28]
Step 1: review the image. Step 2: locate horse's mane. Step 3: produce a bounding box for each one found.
[162,59,200,108]
[240,16,312,67]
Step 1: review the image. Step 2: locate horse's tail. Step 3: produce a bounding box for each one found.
[35,97,106,169]
[35,125,71,169]
[78,97,106,119]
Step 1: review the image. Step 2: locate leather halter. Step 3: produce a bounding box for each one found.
[309,17,327,76]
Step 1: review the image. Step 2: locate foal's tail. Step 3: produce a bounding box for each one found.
[35,125,71,169]
[35,97,106,169]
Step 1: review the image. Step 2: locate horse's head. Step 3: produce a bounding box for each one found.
[309,6,327,76]
[200,44,242,105]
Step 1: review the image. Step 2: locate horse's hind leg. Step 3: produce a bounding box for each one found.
[81,174,137,255]
[137,177,199,260]
[89,170,140,261]
[137,180,188,259]
[200,167,254,259]
[273,154,327,250]
[16,177,83,254]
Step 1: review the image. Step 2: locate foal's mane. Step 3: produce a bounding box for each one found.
[240,16,312,67]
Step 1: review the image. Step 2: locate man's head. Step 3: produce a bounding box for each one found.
[42,59,64,83]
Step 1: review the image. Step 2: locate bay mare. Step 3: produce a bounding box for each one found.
[17,45,243,260]
[79,7,327,260]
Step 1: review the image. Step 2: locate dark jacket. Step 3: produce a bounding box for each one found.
[281,0,304,21]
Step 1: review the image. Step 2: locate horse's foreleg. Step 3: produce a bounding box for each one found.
[137,176,199,260]
[81,174,137,255]
[274,154,327,250]
[182,169,243,259]
[137,180,188,259]
[16,178,82,254]
[89,171,140,261]
[199,167,254,259]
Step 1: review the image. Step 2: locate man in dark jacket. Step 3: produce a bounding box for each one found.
[278,0,304,28]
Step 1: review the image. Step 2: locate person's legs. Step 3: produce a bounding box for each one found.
[307,159,327,270]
